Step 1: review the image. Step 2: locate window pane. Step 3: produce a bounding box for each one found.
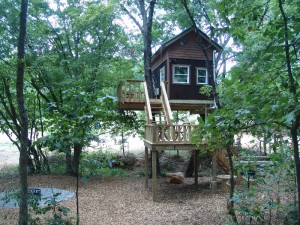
[175,67,188,75]
[197,69,207,84]
[174,75,188,83]
[173,65,189,83]
[198,76,206,83]
[198,69,206,77]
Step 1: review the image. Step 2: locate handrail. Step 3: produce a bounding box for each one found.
[160,81,173,124]
[144,82,152,124]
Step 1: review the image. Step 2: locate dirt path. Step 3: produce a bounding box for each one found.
[0,174,227,225]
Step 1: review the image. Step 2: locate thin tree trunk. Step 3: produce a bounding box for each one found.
[185,152,195,177]
[76,171,80,225]
[66,146,74,175]
[226,144,237,223]
[73,143,82,225]
[17,0,29,224]
[278,0,300,220]
[73,143,82,176]
[28,144,41,172]
[291,121,300,222]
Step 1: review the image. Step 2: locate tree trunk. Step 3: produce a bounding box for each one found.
[185,152,195,177]
[37,145,50,173]
[142,0,156,98]
[27,153,35,174]
[291,120,300,222]
[16,0,29,224]
[66,146,74,175]
[226,144,237,223]
[73,143,82,176]
[185,151,202,177]
[278,0,300,220]
[73,143,82,224]
[28,144,41,172]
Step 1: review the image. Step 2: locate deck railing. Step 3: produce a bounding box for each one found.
[118,80,145,103]
[145,123,198,144]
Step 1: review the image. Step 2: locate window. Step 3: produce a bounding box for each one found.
[159,67,165,82]
[196,68,208,84]
[173,65,190,84]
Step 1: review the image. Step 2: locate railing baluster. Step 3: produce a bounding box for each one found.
[182,125,186,143]
[171,126,175,141]
[166,126,170,142]
[187,125,191,141]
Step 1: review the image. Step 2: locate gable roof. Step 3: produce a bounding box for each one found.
[152,27,223,62]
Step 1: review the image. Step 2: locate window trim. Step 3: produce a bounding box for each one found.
[196,67,208,85]
[172,65,190,84]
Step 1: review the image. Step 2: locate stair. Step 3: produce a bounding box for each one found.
[145,82,173,125]
[151,101,167,124]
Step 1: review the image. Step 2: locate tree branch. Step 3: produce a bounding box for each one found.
[120,4,143,33]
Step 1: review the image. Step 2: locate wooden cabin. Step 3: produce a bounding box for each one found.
[117,27,223,201]
[151,27,222,113]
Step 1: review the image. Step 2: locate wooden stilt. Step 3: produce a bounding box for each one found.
[152,150,158,202]
[211,151,217,193]
[145,147,148,188]
[194,150,199,184]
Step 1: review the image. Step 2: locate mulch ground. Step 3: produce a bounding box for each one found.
[0,173,228,225]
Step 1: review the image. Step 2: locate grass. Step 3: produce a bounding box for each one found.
[47,150,131,177]
[0,149,135,179]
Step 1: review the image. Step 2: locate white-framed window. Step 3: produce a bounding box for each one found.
[196,68,208,84]
[159,67,165,82]
[173,65,190,84]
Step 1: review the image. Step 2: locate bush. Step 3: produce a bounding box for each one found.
[79,150,130,177]
[231,148,297,224]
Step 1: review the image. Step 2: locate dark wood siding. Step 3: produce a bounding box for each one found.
[167,32,214,61]
[151,29,219,101]
[151,49,168,71]
[169,59,214,100]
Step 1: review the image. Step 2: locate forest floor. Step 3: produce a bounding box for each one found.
[0,173,228,225]
[0,137,230,225]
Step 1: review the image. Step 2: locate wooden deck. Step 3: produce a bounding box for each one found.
[118,80,210,201]
[118,80,213,111]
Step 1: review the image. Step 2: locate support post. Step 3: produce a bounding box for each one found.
[211,151,217,193]
[194,150,199,184]
[152,150,158,201]
[145,147,148,188]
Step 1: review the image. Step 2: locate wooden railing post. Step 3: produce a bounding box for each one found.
[152,150,158,202]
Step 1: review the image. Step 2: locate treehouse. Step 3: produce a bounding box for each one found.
[117,27,223,201]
